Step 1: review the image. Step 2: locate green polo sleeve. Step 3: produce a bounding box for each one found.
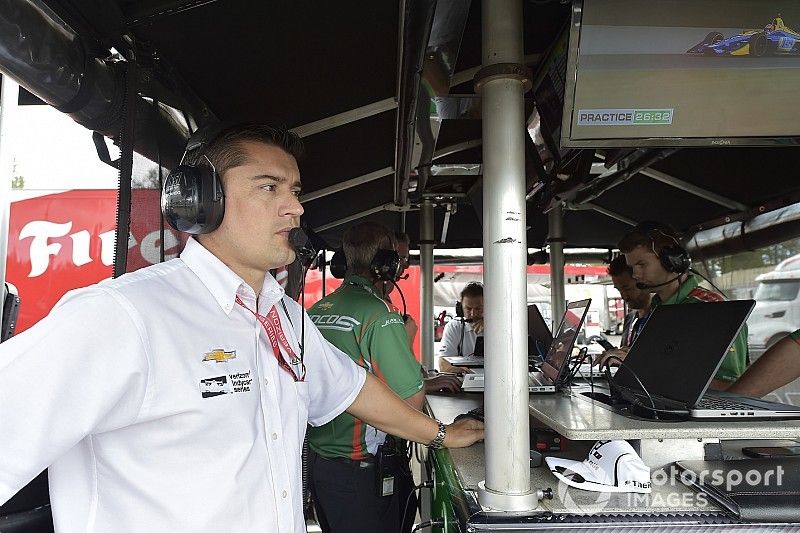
[360,312,423,399]
[715,323,748,382]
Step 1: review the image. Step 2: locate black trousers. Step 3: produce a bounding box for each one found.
[311,451,416,533]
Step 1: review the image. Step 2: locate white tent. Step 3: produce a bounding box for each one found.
[432,271,552,307]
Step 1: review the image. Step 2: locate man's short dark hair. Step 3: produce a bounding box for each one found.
[185,123,305,178]
[460,282,483,300]
[618,221,681,256]
[607,255,633,277]
[394,231,410,246]
[343,221,396,276]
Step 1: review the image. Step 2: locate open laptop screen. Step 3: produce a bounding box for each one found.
[528,304,553,360]
[473,335,539,358]
[613,301,754,407]
[541,299,591,384]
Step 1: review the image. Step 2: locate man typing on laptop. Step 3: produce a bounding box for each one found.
[609,255,652,349]
[599,222,748,391]
[438,282,484,373]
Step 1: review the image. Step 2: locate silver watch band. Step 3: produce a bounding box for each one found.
[427,419,447,449]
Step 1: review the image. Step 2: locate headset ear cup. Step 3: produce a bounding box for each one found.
[659,245,690,274]
[371,249,401,281]
[640,223,689,274]
[162,165,202,233]
[162,165,224,234]
[330,249,347,279]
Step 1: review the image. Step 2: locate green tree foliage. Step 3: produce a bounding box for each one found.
[701,238,800,277]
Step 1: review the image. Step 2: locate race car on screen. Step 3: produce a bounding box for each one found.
[687,16,800,57]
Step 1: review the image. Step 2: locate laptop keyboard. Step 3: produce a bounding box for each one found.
[697,396,757,411]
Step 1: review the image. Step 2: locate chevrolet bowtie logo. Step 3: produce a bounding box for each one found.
[203,349,237,363]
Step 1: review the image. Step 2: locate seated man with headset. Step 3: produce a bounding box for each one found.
[438,282,484,373]
[599,222,748,390]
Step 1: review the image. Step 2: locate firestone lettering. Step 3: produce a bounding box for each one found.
[18,220,179,277]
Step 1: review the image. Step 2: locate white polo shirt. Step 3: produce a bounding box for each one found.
[0,238,366,533]
[438,319,478,357]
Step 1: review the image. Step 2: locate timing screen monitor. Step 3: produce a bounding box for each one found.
[561,0,800,147]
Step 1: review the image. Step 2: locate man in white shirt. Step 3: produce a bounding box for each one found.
[0,124,483,533]
[438,282,484,373]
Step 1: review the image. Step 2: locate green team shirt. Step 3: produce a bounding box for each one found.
[651,275,748,382]
[789,330,800,343]
[307,275,423,460]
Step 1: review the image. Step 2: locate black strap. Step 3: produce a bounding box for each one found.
[112,63,137,278]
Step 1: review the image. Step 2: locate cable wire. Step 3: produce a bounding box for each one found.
[602,355,690,419]
[402,481,433,533]
[566,346,590,385]
[689,267,727,297]
[412,519,444,532]
[388,279,408,318]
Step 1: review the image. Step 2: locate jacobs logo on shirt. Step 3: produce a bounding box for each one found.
[202,349,237,363]
[199,370,253,398]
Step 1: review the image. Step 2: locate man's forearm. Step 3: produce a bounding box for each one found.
[347,374,438,444]
[346,373,483,448]
[728,337,800,397]
[405,389,426,411]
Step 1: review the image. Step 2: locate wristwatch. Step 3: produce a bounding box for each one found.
[427,419,447,449]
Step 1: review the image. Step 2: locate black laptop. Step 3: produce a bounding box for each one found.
[528,304,553,361]
[473,334,541,359]
[612,300,800,420]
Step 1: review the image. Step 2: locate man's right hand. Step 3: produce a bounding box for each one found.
[424,374,462,393]
[471,317,484,335]
[439,358,473,375]
[595,346,630,367]
[443,417,484,448]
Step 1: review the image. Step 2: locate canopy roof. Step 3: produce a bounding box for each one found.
[7,0,800,255]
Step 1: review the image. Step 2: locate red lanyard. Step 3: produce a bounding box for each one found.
[236,296,306,382]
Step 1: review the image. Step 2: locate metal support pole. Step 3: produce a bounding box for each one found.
[420,199,435,371]
[476,0,539,511]
[549,204,566,331]
[0,76,20,327]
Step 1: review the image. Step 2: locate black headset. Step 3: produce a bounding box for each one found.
[638,222,690,274]
[329,249,347,279]
[370,249,401,281]
[329,247,401,281]
[161,123,229,234]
